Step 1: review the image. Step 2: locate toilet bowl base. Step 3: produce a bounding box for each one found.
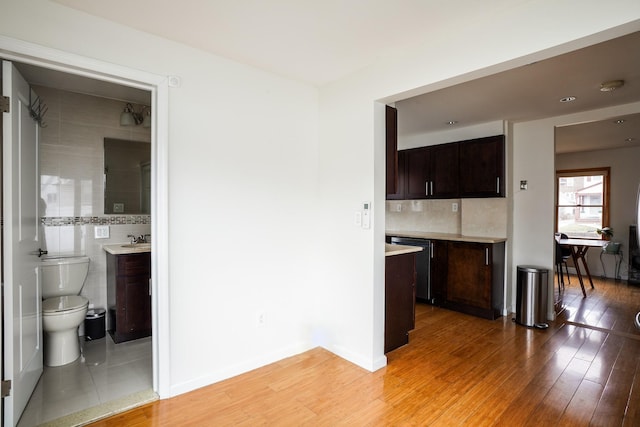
[44,329,81,367]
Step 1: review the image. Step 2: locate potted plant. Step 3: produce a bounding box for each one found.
[596,227,613,239]
[597,227,621,253]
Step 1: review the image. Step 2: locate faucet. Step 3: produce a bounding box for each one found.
[127,234,150,244]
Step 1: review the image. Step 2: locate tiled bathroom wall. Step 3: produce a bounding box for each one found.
[36,85,152,327]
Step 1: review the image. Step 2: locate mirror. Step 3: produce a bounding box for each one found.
[104,138,151,214]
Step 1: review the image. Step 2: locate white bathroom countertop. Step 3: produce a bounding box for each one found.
[102,243,151,255]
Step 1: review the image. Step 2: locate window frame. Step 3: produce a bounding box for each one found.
[555,167,610,240]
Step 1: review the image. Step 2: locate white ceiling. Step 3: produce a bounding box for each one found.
[397,31,640,153]
[21,2,640,153]
[52,0,519,86]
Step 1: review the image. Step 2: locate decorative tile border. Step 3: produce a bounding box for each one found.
[41,216,151,226]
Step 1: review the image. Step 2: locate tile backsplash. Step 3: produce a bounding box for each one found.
[386,199,462,234]
[386,198,507,238]
[36,85,152,331]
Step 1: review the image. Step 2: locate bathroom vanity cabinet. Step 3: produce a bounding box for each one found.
[106,252,152,343]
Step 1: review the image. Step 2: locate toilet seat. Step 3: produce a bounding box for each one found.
[43,295,89,315]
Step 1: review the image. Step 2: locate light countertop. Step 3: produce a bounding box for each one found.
[385,243,424,257]
[102,243,151,255]
[386,230,507,244]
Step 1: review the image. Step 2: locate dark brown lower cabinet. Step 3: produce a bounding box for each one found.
[430,240,448,305]
[444,241,505,320]
[107,252,152,343]
[385,253,416,353]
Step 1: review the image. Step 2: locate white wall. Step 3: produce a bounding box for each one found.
[2,0,640,400]
[511,119,556,315]
[317,4,640,367]
[512,102,640,318]
[1,0,320,397]
[556,145,640,280]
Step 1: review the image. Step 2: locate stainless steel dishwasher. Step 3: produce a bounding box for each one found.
[389,236,432,303]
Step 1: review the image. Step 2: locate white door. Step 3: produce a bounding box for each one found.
[2,60,43,426]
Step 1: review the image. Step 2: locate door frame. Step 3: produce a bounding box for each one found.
[0,35,171,398]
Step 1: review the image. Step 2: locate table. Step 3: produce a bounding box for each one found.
[558,238,607,297]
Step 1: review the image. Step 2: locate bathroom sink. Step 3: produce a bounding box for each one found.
[121,243,151,249]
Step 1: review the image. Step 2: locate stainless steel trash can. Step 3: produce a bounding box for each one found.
[515,266,549,329]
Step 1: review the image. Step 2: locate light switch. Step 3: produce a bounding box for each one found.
[113,202,124,213]
[520,180,528,190]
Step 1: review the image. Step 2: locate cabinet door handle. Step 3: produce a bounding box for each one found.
[430,181,433,196]
[485,248,489,265]
[496,177,500,194]
[430,242,434,258]
[425,181,429,196]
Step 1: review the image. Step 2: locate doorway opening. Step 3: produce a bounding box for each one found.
[1,39,168,426]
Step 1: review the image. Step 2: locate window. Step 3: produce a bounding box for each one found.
[556,167,610,239]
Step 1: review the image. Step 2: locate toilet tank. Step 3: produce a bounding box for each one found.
[40,256,90,299]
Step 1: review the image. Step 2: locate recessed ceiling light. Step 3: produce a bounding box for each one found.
[559,96,576,103]
[600,80,625,92]
[446,120,458,125]
[626,138,635,142]
[614,119,626,124]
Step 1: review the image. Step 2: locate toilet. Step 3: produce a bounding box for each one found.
[41,256,90,367]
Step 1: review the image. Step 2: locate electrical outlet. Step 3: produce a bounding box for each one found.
[257,311,266,327]
[94,225,110,239]
[452,202,459,212]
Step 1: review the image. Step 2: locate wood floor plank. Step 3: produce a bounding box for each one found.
[88,276,640,427]
[591,337,640,426]
[623,357,640,427]
[558,379,604,427]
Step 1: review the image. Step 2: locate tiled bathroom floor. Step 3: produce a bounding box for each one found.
[18,336,153,426]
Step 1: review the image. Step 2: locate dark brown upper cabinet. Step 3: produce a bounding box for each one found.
[387,134,505,200]
[458,135,505,198]
[429,143,459,198]
[385,105,398,197]
[387,150,406,200]
[404,143,458,199]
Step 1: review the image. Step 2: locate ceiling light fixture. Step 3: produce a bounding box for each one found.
[614,119,626,124]
[559,96,576,103]
[446,120,458,125]
[600,79,625,92]
[120,103,151,128]
[626,138,635,142]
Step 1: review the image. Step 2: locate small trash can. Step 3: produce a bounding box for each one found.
[85,308,106,341]
[515,266,549,329]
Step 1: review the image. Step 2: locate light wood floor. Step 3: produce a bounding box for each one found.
[91,276,640,426]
